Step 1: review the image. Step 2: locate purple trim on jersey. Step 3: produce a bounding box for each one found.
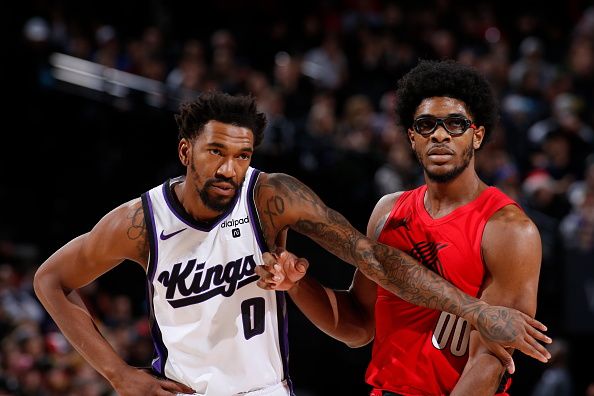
[246,169,268,253]
[141,192,168,375]
[275,290,293,393]
[162,176,240,232]
[142,192,159,282]
[147,281,168,375]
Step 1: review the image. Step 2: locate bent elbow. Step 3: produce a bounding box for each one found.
[33,267,44,298]
[346,335,374,348]
[33,265,52,303]
[344,327,375,348]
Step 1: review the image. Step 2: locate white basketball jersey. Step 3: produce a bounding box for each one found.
[141,167,292,396]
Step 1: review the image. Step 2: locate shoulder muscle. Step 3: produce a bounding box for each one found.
[481,205,541,314]
[85,198,149,267]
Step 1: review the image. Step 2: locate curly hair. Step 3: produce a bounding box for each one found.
[174,91,267,147]
[395,59,498,144]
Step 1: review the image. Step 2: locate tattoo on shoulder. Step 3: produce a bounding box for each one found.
[255,174,325,246]
[126,202,149,259]
[260,174,322,205]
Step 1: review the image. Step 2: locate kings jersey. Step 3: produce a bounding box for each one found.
[141,167,291,396]
[366,185,518,395]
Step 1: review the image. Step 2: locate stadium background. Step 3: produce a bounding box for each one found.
[2,0,594,394]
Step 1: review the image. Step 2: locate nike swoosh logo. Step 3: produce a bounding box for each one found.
[160,228,187,240]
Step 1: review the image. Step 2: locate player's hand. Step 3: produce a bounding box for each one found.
[256,247,309,291]
[474,305,552,374]
[110,366,196,395]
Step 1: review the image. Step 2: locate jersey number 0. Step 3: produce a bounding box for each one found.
[241,297,266,340]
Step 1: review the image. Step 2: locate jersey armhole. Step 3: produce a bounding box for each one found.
[141,191,158,280]
[246,169,269,253]
[377,191,410,242]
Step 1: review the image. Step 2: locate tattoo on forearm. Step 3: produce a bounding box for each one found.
[298,214,516,339]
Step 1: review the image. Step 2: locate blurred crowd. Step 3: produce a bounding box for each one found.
[3,0,594,395]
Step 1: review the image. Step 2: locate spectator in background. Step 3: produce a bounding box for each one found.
[531,339,574,396]
[521,170,570,220]
[567,155,594,209]
[528,93,594,183]
[166,39,207,100]
[93,25,128,71]
[528,93,594,149]
[302,32,349,91]
[509,37,556,95]
[560,191,594,253]
[336,94,378,152]
[0,265,44,326]
[373,141,418,197]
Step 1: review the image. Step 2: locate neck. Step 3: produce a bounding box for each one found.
[423,167,486,219]
[174,180,223,223]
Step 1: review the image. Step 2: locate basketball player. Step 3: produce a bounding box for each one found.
[258,60,545,395]
[34,91,549,396]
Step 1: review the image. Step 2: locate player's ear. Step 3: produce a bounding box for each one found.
[178,138,191,166]
[408,128,416,149]
[473,126,485,150]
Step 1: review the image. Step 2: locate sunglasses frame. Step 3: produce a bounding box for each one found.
[412,116,476,137]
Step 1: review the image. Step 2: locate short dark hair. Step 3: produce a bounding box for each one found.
[174,91,267,146]
[395,59,498,144]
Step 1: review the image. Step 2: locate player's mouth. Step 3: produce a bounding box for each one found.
[427,147,454,163]
[210,182,236,197]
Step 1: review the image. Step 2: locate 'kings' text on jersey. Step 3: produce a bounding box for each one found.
[157,254,259,307]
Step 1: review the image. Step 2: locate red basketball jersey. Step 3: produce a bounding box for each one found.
[366,185,518,395]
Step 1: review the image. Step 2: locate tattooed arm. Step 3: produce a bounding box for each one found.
[255,173,551,368]
[33,199,195,396]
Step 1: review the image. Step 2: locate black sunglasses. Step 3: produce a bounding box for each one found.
[412,116,476,137]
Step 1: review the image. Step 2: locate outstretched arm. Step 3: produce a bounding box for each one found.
[255,173,551,368]
[33,199,195,396]
[451,206,543,395]
[256,193,400,346]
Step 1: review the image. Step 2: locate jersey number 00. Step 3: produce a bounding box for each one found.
[431,311,471,356]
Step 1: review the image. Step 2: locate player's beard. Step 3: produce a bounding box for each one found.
[191,164,241,212]
[417,142,474,183]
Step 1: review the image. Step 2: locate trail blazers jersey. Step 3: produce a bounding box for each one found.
[367,185,518,396]
[141,167,292,396]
